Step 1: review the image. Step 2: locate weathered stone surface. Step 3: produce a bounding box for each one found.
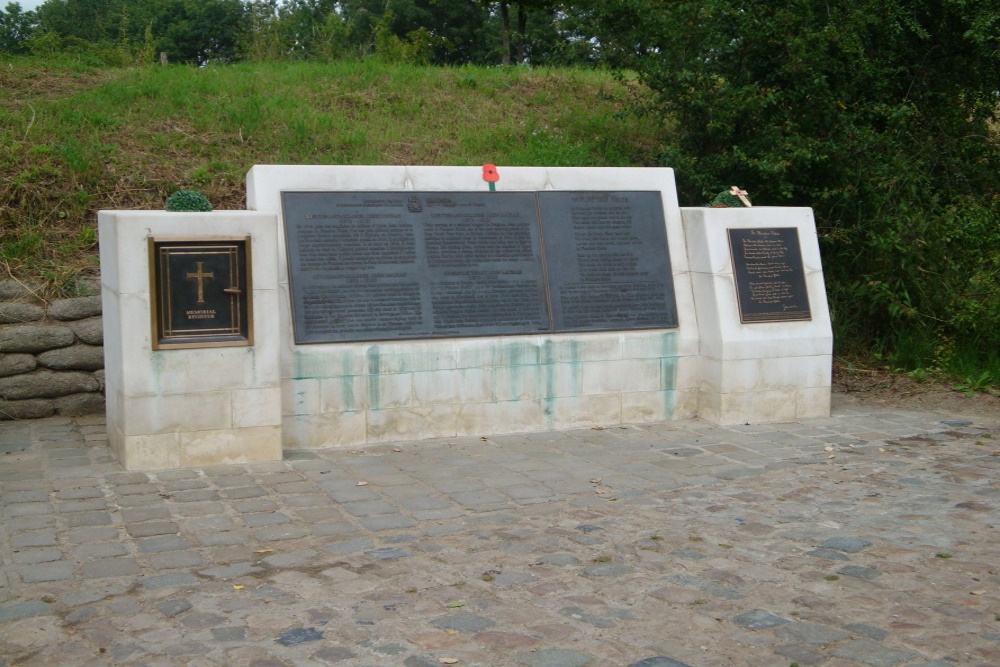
[830,639,918,666]
[0,353,37,378]
[0,302,45,324]
[68,317,103,345]
[48,296,102,321]
[37,345,104,371]
[0,370,98,399]
[0,398,55,420]
[54,392,105,416]
[0,279,42,300]
[0,325,75,353]
[820,537,873,553]
[94,369,105,392]
[515,649,593,667]
[732,609,791,629]
[156,599,192,618]
[431,613,496,634]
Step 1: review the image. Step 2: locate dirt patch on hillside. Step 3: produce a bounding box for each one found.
[0,66,116,102]
[833,363,1000,423]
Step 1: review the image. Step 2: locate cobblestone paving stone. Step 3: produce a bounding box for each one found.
[1,402,1000,666]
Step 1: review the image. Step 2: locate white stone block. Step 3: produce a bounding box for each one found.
[621,330,682,360]
[368,341,459,374]
[232,387,282,428]
[760,355,832,389]
[319,374,370,412]
[412,368,492,406]
[671,356,700,392]
[621,390,671,423]
[547,394,622,430]
[284,412,367,449]
[178,425,282,467]
[700,357,761,394]
[455,336,543,369]
[703,389,799,425]
[538,333,622,363]
[120,432,181,471]
[672,387,700,419]
[362,372,413,410]
[581,359,662,395]
[122,392,232,436]
[283,378,320,416]
[367,405,458,443]
[456,400,546,436]
[796,386,832,419]
[493,362,582,401]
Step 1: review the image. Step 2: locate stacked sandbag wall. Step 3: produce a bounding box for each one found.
[0,279,105,420]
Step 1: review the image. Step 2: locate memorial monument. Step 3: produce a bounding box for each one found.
[99,165,832,470]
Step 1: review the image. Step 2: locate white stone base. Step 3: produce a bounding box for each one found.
[99,211,282,470]
[682,207,833,425]
[247,165,702,448]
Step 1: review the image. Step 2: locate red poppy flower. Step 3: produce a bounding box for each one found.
[482,164,500,183]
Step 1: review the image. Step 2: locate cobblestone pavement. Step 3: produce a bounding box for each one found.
[2,397,999,667]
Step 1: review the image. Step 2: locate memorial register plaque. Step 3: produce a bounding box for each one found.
[149,237,253,349]
[727,227,811,323]
[281,190,678,344]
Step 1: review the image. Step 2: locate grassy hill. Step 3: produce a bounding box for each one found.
[1,58,661,295]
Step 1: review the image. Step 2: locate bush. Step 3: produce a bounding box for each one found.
[165,190,213,212]
[577,0,1000,373]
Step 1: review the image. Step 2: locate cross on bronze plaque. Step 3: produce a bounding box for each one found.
[149,237,253,349]
[185,262,215,303]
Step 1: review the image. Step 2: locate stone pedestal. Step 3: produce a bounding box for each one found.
[98,211,282,469]
[681,207,833,424]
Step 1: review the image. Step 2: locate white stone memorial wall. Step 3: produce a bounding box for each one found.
[98,165,833,469]
[247,166,701,448]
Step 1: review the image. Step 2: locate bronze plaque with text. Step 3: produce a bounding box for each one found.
[281,190,678,344]
[149,238,253,349]
[728,227,811,323]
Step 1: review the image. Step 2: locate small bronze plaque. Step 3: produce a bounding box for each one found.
[728,227,811,323]
[149,237,253,349]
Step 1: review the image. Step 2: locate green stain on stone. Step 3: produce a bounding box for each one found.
[366,346,381,410]
[659,331,678,418]
[341,354,356,411]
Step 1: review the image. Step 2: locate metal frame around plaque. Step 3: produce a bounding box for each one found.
[149,236,254,350]
[727,227,811,324]
[280,190,679,344]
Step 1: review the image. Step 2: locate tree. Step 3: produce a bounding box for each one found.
[0,2,36,53]
[577,0,1000,367]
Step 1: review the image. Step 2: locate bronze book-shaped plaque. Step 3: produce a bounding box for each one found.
[149,237,253,349]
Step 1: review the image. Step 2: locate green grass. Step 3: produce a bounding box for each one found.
[1,57,661,294]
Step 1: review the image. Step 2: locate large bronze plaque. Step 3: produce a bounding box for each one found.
[281,192,550,343]
[728,227,812,323]
[538,191,678,331]
[149,238,253,349]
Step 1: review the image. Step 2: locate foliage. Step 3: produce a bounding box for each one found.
[165,189,212,212]
[709,188,751,208]
[0,2,35,53]
[0,57,656,291]
[574,0,1000,374]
